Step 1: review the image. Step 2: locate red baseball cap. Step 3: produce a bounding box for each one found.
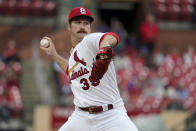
[68,6,94,22]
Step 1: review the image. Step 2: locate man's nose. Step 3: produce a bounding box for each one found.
[80,22,85,28]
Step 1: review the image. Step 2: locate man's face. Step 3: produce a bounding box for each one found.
[68,17,91,42]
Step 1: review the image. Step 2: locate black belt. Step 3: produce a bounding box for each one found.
[79,104,113,114]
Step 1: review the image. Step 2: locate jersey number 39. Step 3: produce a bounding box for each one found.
[80,78,100,90]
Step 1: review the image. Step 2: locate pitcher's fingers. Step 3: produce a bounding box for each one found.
[40,46,49,51]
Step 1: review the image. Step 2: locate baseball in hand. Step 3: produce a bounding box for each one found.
[40,38,50,48]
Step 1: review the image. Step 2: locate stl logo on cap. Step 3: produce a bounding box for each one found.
[80,8,86,14]
[68,6,94,22]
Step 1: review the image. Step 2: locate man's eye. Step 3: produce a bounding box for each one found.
[84,22,90,25]
[75,21,80,24]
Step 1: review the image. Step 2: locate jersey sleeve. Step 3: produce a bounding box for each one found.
[84,33,105,53]
[84,32,120,54]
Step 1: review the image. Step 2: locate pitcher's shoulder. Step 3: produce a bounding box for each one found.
[84,32,105,39]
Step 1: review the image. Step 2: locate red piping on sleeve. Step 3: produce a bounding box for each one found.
[66,66,69,76]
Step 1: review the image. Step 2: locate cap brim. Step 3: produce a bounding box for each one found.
[69,15,94,23]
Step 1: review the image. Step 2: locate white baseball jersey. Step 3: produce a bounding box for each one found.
[67,33,124,108]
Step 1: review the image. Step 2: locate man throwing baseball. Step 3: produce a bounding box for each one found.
[40,6,138,131]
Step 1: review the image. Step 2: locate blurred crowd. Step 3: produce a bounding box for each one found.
[0,0,56,17]
[152,0,196,22]
[116,45,196,113]
[0,40,23,128]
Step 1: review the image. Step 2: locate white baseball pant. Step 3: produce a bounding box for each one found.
[58,106,138,131]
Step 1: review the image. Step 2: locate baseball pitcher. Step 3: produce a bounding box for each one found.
[40,6,138,131]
